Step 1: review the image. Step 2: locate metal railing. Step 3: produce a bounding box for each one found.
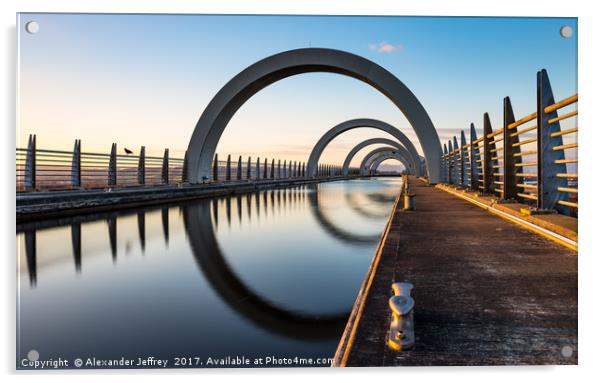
[16,137,354,192]
[440,69,577,217]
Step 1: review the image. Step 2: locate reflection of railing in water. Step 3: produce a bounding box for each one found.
[16,136,358,191]
[18,182,397,287]
[441,69,578,217]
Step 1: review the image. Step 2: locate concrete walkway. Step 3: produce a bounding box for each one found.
[338,177,577,366]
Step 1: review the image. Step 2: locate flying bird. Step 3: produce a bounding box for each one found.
[124,147,133,155]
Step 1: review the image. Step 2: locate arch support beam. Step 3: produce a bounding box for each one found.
[186,48,442,184]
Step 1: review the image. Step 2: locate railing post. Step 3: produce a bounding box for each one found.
[247,156,252,179]
[24,134,36,190]
[182,150,188,183]
[453,136,460,186]
[256,157,260,179]
[537,69,568,213]
[263,158,268,179]
[108,143,117,187]
[470,123,479,191]
[213,153,218,181]
[277,159,281,178]
[236,155,242,180]
[460,131,467,188]
[482,113,495,194]
[283,160,287,178]
[288,160,292,178]
[442,143,448,184]
[225,154,231,181]
[137,146,145,185]
[447,141,453,184]
[161,148,169,184]
[71,139,81,188]
[270,158,275,179]
[503,97,521,201]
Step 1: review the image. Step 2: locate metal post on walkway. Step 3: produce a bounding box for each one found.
[137,146,145,185]
[213,153,218,181]
[482,113,493,194]
[460,131,467,188]
[270,159,275,179]
[470,123,479,191]
[236,155,242,180]
[453,136,460,186]
[503,97,521,201]
[225,154,231,181]
[263,158,268,179]
[441,143,449,183]
[256,157,260,179]
[283,160,287,178]
[71,139,81,188]
[277,159,281,178]
[447,140,454,185]
[161,148,169,184]
[247,156,252,179]
[182,150,188,183]
[537,69,568,213]
[108,143,117,187]
[24,134,36,190]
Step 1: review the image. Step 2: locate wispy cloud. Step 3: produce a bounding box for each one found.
[369,41,402,54]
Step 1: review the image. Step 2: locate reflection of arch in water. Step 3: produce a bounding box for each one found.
[183,200,348,340]
[306,119,422,177]
[342,137,415,176]
[185,48,442,183]
[344,191,395,220]
[307,184,381,246]
[359,147,410,176]
[369,153,408,175]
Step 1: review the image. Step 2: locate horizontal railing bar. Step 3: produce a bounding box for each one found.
[486,128,504,138]
[517,192,538,200]
[554,158,578,164]
[513,138,537,147]
[508,112,538,130]
[557,173,578,178]
[544,94,578,114]
[514,150,537,157]
[548,110,578,124]
[515,162,537,167]
[557,200,578,208]
[517,184,537,189]
[553,143,578,151]
[510,124,537,137]
[550,128,578,138]
[516,173,537,177]
[558,187,578,193]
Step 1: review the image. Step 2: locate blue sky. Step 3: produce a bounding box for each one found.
[18,13,577,168]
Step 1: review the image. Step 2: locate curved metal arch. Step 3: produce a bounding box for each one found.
[369,154,408,175]
[359,147,412,176]
[186,48,442,184]
[342,137,414,176]
[307,119,422,177]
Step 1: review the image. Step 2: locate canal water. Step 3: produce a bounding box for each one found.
[17,177,402,369]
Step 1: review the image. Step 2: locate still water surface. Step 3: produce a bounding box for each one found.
[17,177,401,368]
